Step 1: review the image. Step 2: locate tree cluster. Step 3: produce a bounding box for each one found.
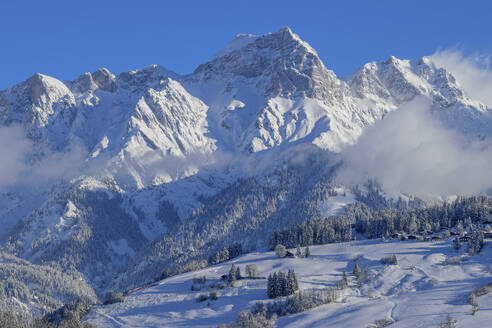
[209,243,243,265]
[270,218,352,250]
[245,264,259,279]
[257,286,339,318]
[267,269,299,298]
[227,264,241,285]
[349,196,491,239]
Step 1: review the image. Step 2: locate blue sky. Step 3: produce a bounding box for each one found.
[1,0,491,89]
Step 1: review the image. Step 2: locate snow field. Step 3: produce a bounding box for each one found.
[86,238,492,327]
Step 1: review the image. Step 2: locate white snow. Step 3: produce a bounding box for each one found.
[318,189,356,217]
[213,34,258,59]
[86,239,492,328]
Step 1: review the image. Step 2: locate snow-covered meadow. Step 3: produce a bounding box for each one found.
[86,238,492,327]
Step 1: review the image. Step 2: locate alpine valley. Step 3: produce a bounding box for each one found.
[1,27,492,327]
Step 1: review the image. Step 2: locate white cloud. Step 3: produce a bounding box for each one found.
[337,97,492,197]
[428,49,492,107]
[0,126,31,189]
[0,126,89,190]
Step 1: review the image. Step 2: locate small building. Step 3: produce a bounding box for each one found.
[431,236,442,241]
[391,233,401,239]
[407,235,420,240]
[484,232,492,238]
[459,236,472,242]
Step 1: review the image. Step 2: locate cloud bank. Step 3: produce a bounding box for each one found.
[429,50,492,107]
[0,126,89,190]
[0,126,32,188]
[337,97,492,197]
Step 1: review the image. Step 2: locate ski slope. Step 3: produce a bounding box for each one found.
[85,238,492,327]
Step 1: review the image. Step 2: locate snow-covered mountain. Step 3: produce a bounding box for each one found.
[1,27,491,315]
[1,27,490,186]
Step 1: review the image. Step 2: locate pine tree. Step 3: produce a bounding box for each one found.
[363,265,369,282]
[272,272,279,298]
[304,246,311,258]
[469,292,478,315]
[353,263,361,278]
[453,237,461,250]
[228,264,237,285]
[292,270,299,291]
[287,269,298,295]
[296,244,302,257]
[267,274,274,298]
[278,271,287,296]
[286,270,294,295]
[236,266,241,280]
[357,273,364,287]
[215,247,230,264]
[340,271,348,289]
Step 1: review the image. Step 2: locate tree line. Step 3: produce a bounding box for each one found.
[270,196,491,248]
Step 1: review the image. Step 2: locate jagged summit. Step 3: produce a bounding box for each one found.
[191,26,335,103]
[211,27,314,61]
[117,64,180,90]
[92,67,116,92]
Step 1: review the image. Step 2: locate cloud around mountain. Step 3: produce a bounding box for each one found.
[338,96,492,197]
[429,49,492,108]
[0,126,90,190]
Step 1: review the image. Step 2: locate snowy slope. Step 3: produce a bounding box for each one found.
[86,238,492,328]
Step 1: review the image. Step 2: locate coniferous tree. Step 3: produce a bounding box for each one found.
[340,271,348,289]
[292,270,299,291]
[469,292,478,315]
[287,269,299,295]
[304,246,311,258]
[228,264,237,285]
[267,274,274,298]
[272,272,279,298]
[235,266,241,280]
[278,272,287,296]
[228,243,243,259]
[453,237,461,250]
[353,263,361,278]
[296,245,302,257]
[267,270,298,298]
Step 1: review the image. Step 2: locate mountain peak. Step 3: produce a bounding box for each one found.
[272,26,303,44]
[210,27,317,62]
[272,26,297,40]
[24,73,71,105]
[193,27,328,96]
[117,64,180,90]
[277,26,293,34]
[92,68,116,92]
